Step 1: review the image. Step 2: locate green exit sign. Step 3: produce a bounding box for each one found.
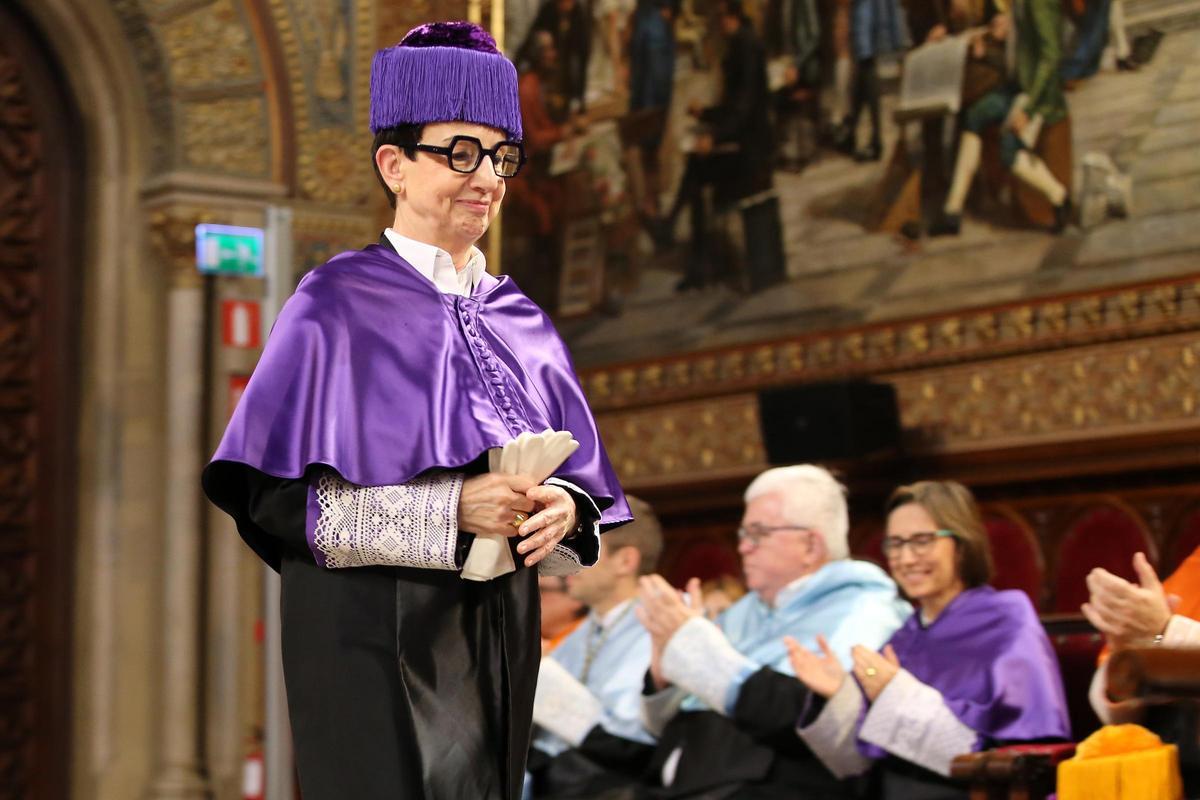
[195,224,265,276]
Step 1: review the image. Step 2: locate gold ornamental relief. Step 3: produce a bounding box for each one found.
[181,97,270,176]
[596,395,766,485]
[298,128,371,205]
[892,333,1200,452]
[158,0,258,87]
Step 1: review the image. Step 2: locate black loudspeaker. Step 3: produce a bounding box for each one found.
[758,380,901,464]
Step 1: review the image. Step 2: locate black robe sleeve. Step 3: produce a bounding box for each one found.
[731,665,819,744]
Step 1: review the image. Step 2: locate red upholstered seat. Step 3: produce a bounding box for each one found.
[667,540,742,588]
[1053,505,1154,613]
[1167,505,1200,576]
[851,524,886,569]
[985,511,1044,609]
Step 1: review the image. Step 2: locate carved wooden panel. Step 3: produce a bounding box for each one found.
[0,7,79,798]
[0,28,42,799]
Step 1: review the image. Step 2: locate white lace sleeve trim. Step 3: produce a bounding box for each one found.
[858,669,979,776]
[796,678,871,778]
[533,657,604,746]
[660,616,755,716]
[538,543,584,577]
[311,471,463,570]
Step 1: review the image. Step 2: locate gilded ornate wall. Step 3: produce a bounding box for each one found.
[587,276,1200,489]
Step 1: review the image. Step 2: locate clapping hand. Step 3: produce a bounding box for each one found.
[636,575,703,690]
[785,634,846,698]
[852,644,901,701]
[1082,552,1179,649]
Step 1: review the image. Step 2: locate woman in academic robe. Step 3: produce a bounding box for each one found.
[787,480,1071,798]
[202,21,630,800]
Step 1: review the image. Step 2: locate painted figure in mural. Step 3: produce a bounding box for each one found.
[1060,0,1136,82]
[628,0,677,218]
[506,29,583,310]
[790,481,1071,799]
[202,22,631,800]
[633,465,910,798]
[520,0,594,115]
[654,0,777,292]
[834,0,909,160]
[929,0,1071,235]
[586,0,637,107]
[765,0,823,169]
[527,496,664,797]
[906,0,1002,193]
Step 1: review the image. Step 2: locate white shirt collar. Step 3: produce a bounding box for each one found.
[769,570,819,610]
[592,598,635,629]
[383,228,487,297]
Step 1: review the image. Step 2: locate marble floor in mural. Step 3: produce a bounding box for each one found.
[558,16,1200,370]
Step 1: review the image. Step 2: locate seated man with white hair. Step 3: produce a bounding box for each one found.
[635,465,911,798]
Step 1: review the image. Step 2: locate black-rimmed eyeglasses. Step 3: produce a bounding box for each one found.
[414,135,526,178]
[881,530,956,558]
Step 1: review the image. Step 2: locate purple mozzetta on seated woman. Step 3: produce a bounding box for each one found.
[788,480,1071,799]
[202,20,630,800]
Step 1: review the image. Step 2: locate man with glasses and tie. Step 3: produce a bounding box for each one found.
[634,465,910,798]
[203,21,630,800]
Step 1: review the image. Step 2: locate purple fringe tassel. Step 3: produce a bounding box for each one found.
[370,44,523,139]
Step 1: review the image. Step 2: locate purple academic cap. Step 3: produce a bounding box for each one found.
[369,21,523,140]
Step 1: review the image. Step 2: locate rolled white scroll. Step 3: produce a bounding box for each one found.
[460,429,580,581]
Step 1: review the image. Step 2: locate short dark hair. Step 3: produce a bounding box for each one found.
[886,480,994,589]
[372,124,423,209]
[603,495,664,575]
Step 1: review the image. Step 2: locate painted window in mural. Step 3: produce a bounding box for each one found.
[501,0,1200,368]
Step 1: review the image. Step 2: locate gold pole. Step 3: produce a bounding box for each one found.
[484,0,506,274]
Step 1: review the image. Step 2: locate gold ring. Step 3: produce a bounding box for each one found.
[865,667,878,677]
[511,512,528,528]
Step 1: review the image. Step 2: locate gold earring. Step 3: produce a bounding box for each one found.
[391,183,400,193]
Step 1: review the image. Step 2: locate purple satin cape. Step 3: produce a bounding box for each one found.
[860,585,1071,758]
[205,243,630,566]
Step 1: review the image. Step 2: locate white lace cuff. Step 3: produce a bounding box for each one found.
[533,657,604,746]
[660,616,755,716]
[859,669,978,776]
[537,544,584,577]
[796,677,871,778]
[309,471,463,570]
[1163,614,1200,647]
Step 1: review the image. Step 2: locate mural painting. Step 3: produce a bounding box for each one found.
[500,0,1200,368]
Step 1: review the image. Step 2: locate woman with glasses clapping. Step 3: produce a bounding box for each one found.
[785,481,1071,799]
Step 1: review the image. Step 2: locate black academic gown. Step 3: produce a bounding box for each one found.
[645,667,860,799]
[528,725,657,799]
[227,463,549,800]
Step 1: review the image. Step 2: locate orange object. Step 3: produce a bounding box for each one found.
[1058,725,1183,800]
